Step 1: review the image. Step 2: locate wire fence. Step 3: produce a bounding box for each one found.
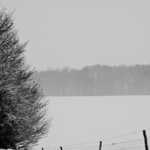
[34,129,150,150]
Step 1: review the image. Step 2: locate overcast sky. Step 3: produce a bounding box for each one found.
[0,0,150,71]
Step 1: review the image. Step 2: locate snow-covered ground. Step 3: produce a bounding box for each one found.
[35,96,150,150]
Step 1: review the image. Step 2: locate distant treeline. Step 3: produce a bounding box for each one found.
[33,64,150,96]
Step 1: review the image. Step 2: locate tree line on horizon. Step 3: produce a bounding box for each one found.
[33,64,150,96]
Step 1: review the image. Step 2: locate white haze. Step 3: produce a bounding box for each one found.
[1,0,150,71]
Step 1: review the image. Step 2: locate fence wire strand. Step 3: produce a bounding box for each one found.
[36,129,150,150]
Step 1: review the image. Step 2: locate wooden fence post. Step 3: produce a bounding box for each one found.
[99,141,102,150]
[60,146,63,150]
[143,130,149,150]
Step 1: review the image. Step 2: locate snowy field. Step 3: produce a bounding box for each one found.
[35,96,150,150]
